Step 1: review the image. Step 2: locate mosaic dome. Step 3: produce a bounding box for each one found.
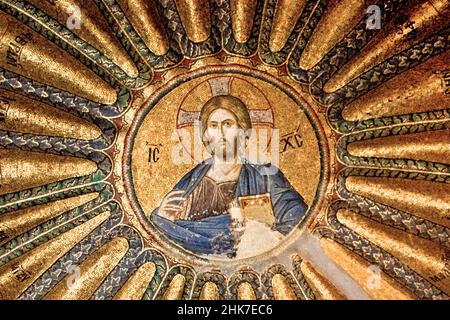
[0,0,448,300]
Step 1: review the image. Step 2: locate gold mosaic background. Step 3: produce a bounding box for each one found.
[0,0,448,300]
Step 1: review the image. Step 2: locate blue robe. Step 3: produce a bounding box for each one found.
[150,159,308,257]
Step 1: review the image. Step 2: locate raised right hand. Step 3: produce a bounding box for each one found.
[156,190,187,222]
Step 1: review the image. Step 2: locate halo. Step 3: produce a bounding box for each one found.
[176,76,276,163]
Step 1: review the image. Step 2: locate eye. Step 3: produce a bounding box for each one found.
[224,120,233,127]
[209,122,218,128]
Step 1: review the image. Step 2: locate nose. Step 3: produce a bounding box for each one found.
[219,123,226,138]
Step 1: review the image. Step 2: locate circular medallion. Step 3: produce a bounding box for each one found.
[124,65,330,264]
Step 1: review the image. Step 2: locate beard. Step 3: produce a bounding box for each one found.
[206,139,238,162]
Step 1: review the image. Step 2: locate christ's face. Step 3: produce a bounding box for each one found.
[203,108,240,160]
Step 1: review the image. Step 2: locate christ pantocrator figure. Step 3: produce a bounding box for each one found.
[151,94,308,258]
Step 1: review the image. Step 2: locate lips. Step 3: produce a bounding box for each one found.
[211,139,230,147]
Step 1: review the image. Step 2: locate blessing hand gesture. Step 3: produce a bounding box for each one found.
[157,190,187,221]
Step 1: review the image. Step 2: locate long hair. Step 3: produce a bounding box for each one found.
[200,95,252,139]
